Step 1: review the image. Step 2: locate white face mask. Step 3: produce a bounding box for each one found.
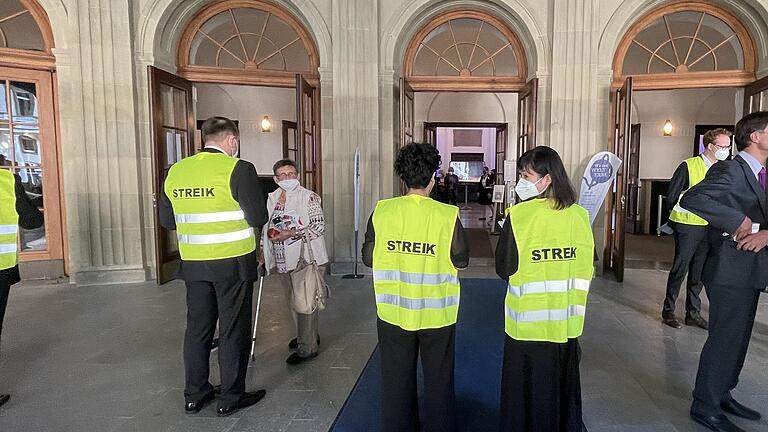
[712,146,730,161]
[515,177,546,201]
[278,179,300,191]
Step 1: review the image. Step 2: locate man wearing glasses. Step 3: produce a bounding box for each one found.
[662,128,733,330]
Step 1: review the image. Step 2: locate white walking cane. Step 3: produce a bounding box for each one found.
[250,264,265,361]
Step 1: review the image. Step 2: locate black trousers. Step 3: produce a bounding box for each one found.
[663,224,708,316]
[377,319,456,432]
[500,337,584,432]
[691,283,760,416]
[184,279,253,407]
[0,279,10,343]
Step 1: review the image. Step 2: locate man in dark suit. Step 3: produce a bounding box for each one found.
[681,111,768,432]
[159,117,269,416]
[0,158,44,409]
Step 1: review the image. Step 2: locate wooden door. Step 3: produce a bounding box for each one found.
[398,78,415,194]
[744,75,768,114]
[495,125,508,185]
[604,77,632,282]
[517,78,538,157]
[0,67,64,265]
[400,78,415,148]
[282,120,298,160]
[423,123,436,146]
[296,74,321,194]
[148,66,195,284]
[626,124,641,234]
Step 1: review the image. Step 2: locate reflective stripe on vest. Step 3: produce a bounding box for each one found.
[0,243,18,254]
[372,195,460,331]
[0,224,18,235]
[374,269,460,286]
[164,152,256,261]
[0,169,18,270]
[506,199,594,343]
[669,157,708,226]
[175,210,246,224]
[376,293,460,310]
[178,227,254,245]
[507,278,590,298]
[505,305,586,323]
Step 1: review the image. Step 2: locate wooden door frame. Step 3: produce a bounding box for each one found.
[603,77,632,282]
[148,66,196,284]
[0,66,65,266]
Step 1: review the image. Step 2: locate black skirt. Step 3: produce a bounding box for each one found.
[499,336,585,432]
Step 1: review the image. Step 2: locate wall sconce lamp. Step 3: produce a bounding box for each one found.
[663,119,673,136]
[260,115,272,133]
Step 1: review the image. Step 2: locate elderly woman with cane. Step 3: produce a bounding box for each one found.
[262,159,328,365]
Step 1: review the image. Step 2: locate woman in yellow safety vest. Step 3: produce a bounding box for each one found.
[495,146,595,432]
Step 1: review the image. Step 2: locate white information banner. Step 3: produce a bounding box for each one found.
[353,147,360,231]
[578,151,622,225]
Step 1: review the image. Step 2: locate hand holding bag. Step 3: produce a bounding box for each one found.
[290,232,329,314]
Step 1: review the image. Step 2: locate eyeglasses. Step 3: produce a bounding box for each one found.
[275,171,298,179]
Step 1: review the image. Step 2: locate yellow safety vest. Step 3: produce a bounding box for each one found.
[506,199,595,343]
[164,152,256,261]
[0,169,19,270]
[669,157,709,226]
[372,195,460,331]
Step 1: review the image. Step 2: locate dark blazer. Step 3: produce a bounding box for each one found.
[159,148,268,282]
[680,155,768,290]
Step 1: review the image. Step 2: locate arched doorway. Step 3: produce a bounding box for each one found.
[401,9,536,174]
[0,0,65,274]
[605,1,757,281]
[150,0,321,283]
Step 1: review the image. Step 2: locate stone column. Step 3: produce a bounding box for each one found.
[547,0,607,267]
[548,0,602,178]
[57,0,148,285]
[329,0,380,270]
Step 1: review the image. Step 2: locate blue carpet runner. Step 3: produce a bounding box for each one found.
[331,278,507,431]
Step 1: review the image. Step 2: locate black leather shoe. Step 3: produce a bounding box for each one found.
[217,390,266,417]
[185,391,216,414]
[286,351,319,365]
[288,335,320,350]
[662,314,682,329]
[685,314,709,330]
[0,394,9,408]
[690,412,745,432]
[722,398,762,420]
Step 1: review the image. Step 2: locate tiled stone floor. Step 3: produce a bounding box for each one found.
[1,263,768,431]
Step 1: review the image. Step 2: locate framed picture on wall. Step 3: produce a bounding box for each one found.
[693,124,734,157]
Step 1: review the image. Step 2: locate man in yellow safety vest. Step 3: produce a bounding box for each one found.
[663,128,732,329]
[159,117,268,417]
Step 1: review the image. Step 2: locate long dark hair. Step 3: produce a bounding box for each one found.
[517,146,576,210]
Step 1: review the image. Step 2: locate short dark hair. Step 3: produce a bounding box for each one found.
[517,146,576,210]
[273,159,297,175]
[735,111,768,151]
[201,116,239,143]
[395,143,441,189]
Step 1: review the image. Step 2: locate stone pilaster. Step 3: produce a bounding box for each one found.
[548,0,602,179]
[330,0,380,268]
[547,0,606,269]
[57,0,148,285]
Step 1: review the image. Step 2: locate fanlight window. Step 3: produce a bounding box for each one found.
[623,11,743,74]
[0,0,45,52]
[189,6,312,73]
[412,17,519,78]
